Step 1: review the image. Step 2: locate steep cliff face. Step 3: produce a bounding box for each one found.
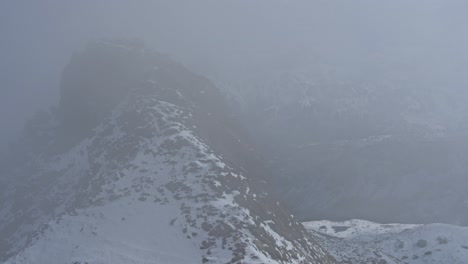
[0,41,336,264]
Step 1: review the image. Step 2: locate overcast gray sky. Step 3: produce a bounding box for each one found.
[2,0,468,154]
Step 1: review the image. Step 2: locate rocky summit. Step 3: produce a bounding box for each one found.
[0,40,336,264]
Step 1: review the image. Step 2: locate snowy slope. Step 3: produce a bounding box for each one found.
[305,219,468,264]
[6,201,203,264]
[0,41,336,264]
[222,70,468,225]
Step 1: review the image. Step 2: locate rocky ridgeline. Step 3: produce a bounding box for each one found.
[0,40,336,263]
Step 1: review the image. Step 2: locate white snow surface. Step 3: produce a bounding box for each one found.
[305,219,468,264]
[6,201,202,264]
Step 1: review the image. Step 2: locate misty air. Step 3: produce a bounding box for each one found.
[1,1,468,263]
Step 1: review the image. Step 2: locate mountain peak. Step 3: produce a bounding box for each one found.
[1,42,336,263]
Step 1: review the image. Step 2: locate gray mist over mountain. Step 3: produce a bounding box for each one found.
[2,2,468,263]
[3,0,468,152]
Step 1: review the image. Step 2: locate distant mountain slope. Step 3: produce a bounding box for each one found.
[226,71,468,225]
[304,219,468,264]
[0,41,336,264]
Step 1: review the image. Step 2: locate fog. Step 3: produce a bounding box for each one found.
[3,1,468,262]
[3,0,468,152]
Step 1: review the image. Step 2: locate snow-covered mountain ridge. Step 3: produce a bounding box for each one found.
[0,41,336,264]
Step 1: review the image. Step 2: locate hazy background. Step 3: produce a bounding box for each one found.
[2,0,468,153]
[3,3,468,262]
